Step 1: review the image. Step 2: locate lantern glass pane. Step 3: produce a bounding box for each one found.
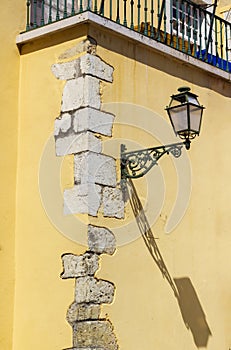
[187,95,199,105]
[189,104,202,133]
[169,105,188,133]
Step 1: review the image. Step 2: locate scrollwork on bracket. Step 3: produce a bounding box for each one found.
[120,142,184,179]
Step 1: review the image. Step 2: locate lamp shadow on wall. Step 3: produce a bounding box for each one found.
[126,178,212,348]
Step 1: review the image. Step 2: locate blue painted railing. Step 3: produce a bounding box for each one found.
[25,0,231,73]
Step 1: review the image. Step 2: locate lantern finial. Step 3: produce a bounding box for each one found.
[178,86,191,93]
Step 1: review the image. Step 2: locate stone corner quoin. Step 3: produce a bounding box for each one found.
[52,42,125,220]
[53,41,121,350]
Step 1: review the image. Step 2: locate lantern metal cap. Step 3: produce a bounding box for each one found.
[168,86,200,105]
[178,87,190,92]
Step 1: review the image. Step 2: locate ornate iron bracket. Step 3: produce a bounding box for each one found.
[121,141,189,179]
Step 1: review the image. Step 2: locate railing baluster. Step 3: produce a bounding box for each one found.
[71,0,75,15]
[181,0,185,52]
[220,19,223,70]
[80,0,83,13]
[130,0,134,29]
[56,0,60,20]
[157,0,166,42]
[204,11,207,61]
[94,0,97,13]
[48,0,52,23]
[225,22,229,71]
[41,0,45,25]
[193,6,197,57]
[169,0,173,46]
[208,13,213,64]
[137,0,141,32]
[116,0,120,23]
[87,0,91,11]
[63,0,67,18]
[187,3,191,55]
[150,0,154,38]
[26,0,31,30]
[99,0,104,16]
[123,0,127,26]
[175,0,179,49]
[157,0,160,20]
[215,17,219,66]
[144,0,148,35]
[228,24,231,72]
[198,7,201,60]
[33,0,37,28]
[156,0,159,39]
[110,0,112,19]
[163,0,166,42]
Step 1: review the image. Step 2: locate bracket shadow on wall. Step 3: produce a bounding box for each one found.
[121,88,211,347]
[127,178,212,348]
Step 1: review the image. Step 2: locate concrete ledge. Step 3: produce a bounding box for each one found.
[16,11,230,82]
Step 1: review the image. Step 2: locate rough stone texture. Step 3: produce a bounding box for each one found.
[102,187,124,219]
[61,253,99,279]
[52,60,80,81]
[54,108,114,138]
[74,152,116,187]
[73,320,118,350]
[75,277,115,304]
[61,76,101,112]
[58,37,97,61]
[64,184,102,216]
[54,112,72,136]
[55,131,102,156]
[73,107,114,136]
[80,54,114,82]
[88,225,116,255]
[52,54,113,82]
[66,302,101,323]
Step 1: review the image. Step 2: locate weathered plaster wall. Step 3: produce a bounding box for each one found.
[14,22,231,350]
[0,1,25,349]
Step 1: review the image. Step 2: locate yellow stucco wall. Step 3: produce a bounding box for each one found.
[14,23,231,350]
[2,2,231,348]
[0,1,25,349]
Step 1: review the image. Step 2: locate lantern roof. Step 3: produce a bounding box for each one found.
[169,87,201,106]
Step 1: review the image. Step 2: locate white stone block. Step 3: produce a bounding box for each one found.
[51,60,80,81]
[102,187,124,219]
[80,54,114,82]
[61,253,99,278]
[51,53,113,82]
[74,152,116,187]
[61,76,101,112]
[54,112,72,136]
[75,276,115,304]
[59,38,97,61]
[66,302,101,323]
[73,107,114,136]
[88,225,116,255]
[73,320,118,350]
[55,131,102,156]
[64,184,102,217]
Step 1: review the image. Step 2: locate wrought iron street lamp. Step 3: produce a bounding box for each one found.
[121,87,204,179]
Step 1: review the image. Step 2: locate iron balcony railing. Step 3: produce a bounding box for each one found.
[26,0,231,73]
